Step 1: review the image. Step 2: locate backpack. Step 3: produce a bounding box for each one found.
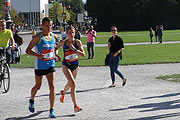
[19,37,24,46]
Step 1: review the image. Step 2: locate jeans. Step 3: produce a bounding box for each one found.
[87,42,95,59]
[11,50,15,63]
[158,35,163,43]
[109,53,124,84]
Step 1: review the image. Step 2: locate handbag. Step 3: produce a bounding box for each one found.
[105,54,109,66]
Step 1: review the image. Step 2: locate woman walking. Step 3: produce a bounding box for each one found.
[55,26,85,112]
[108,26,127,87]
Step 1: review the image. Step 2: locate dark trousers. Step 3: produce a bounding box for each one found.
[87,42,95,59]
[109,54,124,84]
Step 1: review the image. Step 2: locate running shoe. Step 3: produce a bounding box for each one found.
[29,99,35,113]
[74,105,82,112]
[49,109,56,118]
[60,90,65,103]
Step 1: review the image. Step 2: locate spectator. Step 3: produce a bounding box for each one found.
[149,27,154,44]
[158,25,163,44]
[155,25,159,42]
[86,25,96,59]
[10,24,16,63]
[75,27,81,40]
[107,26,127,87]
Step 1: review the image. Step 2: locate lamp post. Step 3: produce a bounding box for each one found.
[4,0,12,28]
[62,0,66,30]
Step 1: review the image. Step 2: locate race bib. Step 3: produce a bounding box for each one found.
[65,51,78,62]
[41,49,54,61]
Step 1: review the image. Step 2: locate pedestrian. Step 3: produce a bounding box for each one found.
[13,28,23,63]
[14,28,23,47]
[0,19,15,65]
[10,24,16,63]
[155,25,159,42]
[86,25,96,59]
[149,27,154,44]
[75,27,81,40]
[55,25,85,112]
[158,25,163,44]
[107,26,127,87]
[26,17,60,118]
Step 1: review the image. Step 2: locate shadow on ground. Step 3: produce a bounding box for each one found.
[26,87,110,98]
[5,109,76,120]
[141,93,180,100]
[129,112,180,120]
[109,93,180,119]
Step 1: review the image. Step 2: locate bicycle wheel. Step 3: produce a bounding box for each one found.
[0,64,3,88]
[2,63,10,93]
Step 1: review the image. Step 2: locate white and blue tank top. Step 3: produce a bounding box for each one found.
[34,32,56,70]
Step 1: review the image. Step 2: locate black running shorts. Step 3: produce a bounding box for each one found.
[35,67,56,76]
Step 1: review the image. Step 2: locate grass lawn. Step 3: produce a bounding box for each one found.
[11,43,180,68]
[80,29,180,44]
[156,74,180,82]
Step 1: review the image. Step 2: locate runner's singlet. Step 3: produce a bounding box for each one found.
[35,32,55,70]
[62,40,79,66]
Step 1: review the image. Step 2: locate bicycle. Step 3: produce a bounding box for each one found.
[0,47,11,93]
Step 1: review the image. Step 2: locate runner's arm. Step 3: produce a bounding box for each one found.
[26,34,43,58]
[75,40,85,57]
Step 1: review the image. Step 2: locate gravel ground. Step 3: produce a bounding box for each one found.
[1,63,180,120]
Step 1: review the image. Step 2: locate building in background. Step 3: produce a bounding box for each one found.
[11,0,49,29]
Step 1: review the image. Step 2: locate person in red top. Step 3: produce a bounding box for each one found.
[86,25,96,59]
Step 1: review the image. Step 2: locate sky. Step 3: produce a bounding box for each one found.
[83,0,87,3]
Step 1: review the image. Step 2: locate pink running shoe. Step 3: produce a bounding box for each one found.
[60,90,65,103]
[74,105,82,112]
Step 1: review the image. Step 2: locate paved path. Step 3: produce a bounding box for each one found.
[1,63,180,120]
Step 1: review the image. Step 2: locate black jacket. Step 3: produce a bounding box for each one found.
[108,35,124,58]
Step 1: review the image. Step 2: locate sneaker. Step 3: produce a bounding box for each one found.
[49,109,56,118]
[29,99,35,113]
[60,90,65,103]
[74,105,82,112]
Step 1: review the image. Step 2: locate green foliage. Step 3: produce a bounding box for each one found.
[0,0,4,20]
[86,0,180,31]
[49,0,84,25]
[9,8,17,22]
[49,1,63,24]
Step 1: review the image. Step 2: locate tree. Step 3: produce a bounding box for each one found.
[0,0,5,19]
[86,0,180,31]
[49,0,63,25]
[66,0,85,24]
[9,7,17,22]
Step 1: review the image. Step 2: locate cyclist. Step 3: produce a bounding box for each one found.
[26,17,60,118]
[0,19,15,64]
